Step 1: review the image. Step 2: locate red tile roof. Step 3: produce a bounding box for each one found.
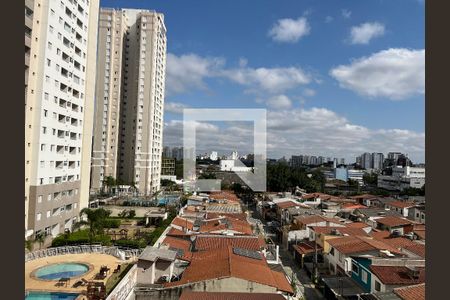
[209,191,240,202]
[276,201,300,209]
[180,292,286,300]
[171,217,194,230]
[393,283,426,300]
[370,266,425,285]
[346,222,371,228]
[294,215,343,227]
[199,217,253,235]
[161,236,192,261]
[403,243,426,258]
[195,236,265,251]
[350,194,377,200]
[293,241,322,255]
[165,246,293,294]
[376,216,413,227]
[388,201,416,209]
[167,227,189,237]
[327,236,404,255]
[206,212,248,221]
[341,203,367,210]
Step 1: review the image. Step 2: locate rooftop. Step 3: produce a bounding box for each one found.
[139,246,177,262]
[194,235,265,251]
[388,201,416,209]
[393,283,426,300]
[376,216,414,227]
[370,265,425,285]
[179,292,286,300]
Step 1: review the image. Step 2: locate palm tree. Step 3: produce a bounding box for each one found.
[78,208,112,242]
[34,233,45,250]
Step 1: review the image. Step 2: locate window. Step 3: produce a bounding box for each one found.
[338,252,343,262]
[44,109,48,117]
[375,280,381,292]
[47,194,52,201]
[46,211,51,218]
[40,160,45,167]
[361,270,368,283]
[47,59,51,66]
[36,213,41,221]
[44,93,49,100]
[37,195,42,203]
[42,127,47,134]
[40,144,45,151]
[352,262,359,275]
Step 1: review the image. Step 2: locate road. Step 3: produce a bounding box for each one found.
[246,200,325,300]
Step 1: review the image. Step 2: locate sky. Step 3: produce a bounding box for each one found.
[101,0,425,163]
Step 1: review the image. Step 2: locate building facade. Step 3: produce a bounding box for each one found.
[25,0,99,238]
[91,8,167,196]
[161,158,175,176]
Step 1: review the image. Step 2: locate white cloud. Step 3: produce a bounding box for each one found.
[268,17,311,43]
[238,57,248,67]
[341,9,352,19]
[330,48,425,100]
[165,102,190,114]
[303,88,316,97]
[165,53,225,95]
[222,66,312,94]
[325,16,334,23]
[350,22,385,45]
[266,95,292,109]
[163,107,425,163]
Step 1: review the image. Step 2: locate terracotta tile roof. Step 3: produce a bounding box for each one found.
[161,236,192,261]
[195,236,265,251]
[199,217,253,235]
[413,229,426,240]
[294,215,343,227]
[165,246,294,294]
[403,243,426,258]
[293,241,322,255]
[370,266,425,285]
[180,292,286,300]
[327,236,404,255]
[171,217,194,230]
[167,227,189,237]
[209,191,240,202]
[376,216,413,227]
[341,203,367,210]
[393,283,426,300]
[277,201,300,209]
[310,226,369,237]
[346,222,371,229]
[388,201,416,209]
[350,194,377,200]
[370,230,391,240]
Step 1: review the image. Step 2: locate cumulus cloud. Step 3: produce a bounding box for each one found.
[341,9,352,19]
[303,88,316,97]
[165,102,190,114]
[268,17,311,43]
[163,107,425,163]
[329,48,425,100]
[350,22,385,44]
[266,95,292,109]
[222,66,312,94]
[165,53,225,95]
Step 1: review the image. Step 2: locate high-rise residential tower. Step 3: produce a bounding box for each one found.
[25,0,99,239]
[91,8,167,196]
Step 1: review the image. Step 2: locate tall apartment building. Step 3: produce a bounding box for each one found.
[25,0,99,238]
[91,8,167,196]
[372,152,384,170]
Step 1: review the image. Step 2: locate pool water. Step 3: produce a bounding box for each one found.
[34,263,89,280]
[25,292,79,300]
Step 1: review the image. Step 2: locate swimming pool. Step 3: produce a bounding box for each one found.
[34,263,89,280]
[25,291,79,300]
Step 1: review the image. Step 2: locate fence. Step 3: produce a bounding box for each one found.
[106,264,138,300]
[25,245,142,262]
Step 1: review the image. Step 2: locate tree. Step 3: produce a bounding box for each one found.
[102,176,116,195]
[77,208,112,243]
[34,232,45,250]
[363,172,378,185]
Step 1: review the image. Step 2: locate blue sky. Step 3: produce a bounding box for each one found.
[101,0,425,163]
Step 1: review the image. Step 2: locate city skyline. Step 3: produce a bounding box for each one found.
[102,0,425,163]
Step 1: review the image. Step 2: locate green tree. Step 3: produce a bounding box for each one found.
[363,172,378,185]
[75,208,112,243]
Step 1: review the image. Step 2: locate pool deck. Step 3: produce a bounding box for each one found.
[25,253,123,297]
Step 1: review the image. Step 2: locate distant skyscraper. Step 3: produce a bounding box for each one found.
[372,152,384,170]
[387,152,402,161]
[361,152,373,169]
[162,146,172,158]
[340,158,345,165]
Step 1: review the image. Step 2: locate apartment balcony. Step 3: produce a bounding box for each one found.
[25,52,30,66]
[25,33,31,47]
[25,14,33,29]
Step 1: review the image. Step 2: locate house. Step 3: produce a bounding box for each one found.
[282,206,321,225]
[325,236,405,275]
[362,197,396,208]
[179,292,287,300]
[193,235,266,252]
[375,216,414,235]
[385,201,416,218]
[162,246,294,295]
[136,246,178,284]
[370,265,425,293]
[407,205,425,224]
[351,208,402,226]
[412,224,426,241]
[349,257,425,294]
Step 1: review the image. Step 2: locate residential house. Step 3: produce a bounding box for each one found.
[393,283,425,300]
[179,292,287,300]
[370,265,425,293]
[385,201,416,218]
[375,216,414,235]
[407,205,425,224]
